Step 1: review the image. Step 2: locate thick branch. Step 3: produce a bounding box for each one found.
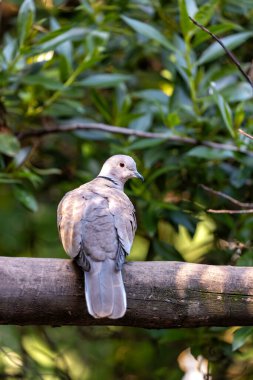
[17,122,253,156]
[1,257,253,328]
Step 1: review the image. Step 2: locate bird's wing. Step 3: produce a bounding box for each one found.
[57,187,86,259]
[107,191,137,269]
[57,185,118,263]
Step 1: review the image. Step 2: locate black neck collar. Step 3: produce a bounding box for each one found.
[97,176,118,186]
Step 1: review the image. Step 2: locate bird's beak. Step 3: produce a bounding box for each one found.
[134,171,144,182]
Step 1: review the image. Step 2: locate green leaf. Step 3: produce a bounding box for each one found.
[185,0,198,17]
[32,167,62,176]
[194,0,217,27]
[13,186,38,212]
[128,138,165,150]
[17,0,35,47]
[222,83,253,103]
[187,146,234,160]
[122,16,177,52]
[35,28,88,53]
[0,134,20,157]
[197,32,253,65]
[133,90,169,104]
[13,146,32,167]
[79,74,132,88]
[233,327,253,351]
[50,17,73,72]
[211,84,234,137]
[0,174,21,184]
[21,74,64,90]
[193,22,242,47]
[179,0,194,38]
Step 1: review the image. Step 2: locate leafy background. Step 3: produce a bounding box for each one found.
[1,0,253,378]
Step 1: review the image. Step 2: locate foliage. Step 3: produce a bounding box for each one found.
[1,0,253,378]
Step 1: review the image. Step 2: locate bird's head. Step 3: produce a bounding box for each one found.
[98,155,144,185]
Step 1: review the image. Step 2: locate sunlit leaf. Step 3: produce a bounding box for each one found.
[233,327,253,351]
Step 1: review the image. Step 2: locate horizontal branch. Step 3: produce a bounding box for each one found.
[208,209,253,214]
[17,122,253,156]
[201,184,253,208]
[1,257,253,328]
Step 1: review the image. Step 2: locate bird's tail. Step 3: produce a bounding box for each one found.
[84,259,127,319]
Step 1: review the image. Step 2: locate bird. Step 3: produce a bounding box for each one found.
[57,155,143,319]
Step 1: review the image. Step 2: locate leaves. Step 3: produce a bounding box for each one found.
[0,134,20,157]
[2,1,253,378]
[211,84,235,137]
[197,32,253,65]
[79,74,133,88]
[187,146,234,160]
[179,0,195,38]
[13,186,38,212]
[122,16,177,52]
[233,327,253,351]
[17,0,35,47]
[34,28,88,53]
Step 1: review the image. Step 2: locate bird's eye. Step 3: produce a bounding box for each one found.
[119,163,125,168]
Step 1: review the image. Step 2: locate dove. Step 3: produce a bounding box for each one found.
[57,155,143,319]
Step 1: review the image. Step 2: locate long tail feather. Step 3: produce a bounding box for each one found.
[84,259,127,319]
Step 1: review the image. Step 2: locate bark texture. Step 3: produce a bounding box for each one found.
[1,257,253,328]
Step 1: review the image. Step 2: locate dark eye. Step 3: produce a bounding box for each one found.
[119,163,125,167]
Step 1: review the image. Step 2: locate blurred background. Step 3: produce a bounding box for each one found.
[1,0,253,378]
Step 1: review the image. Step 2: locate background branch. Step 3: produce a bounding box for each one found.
[2,257,253,328]
[201,184,253,208]
[17,122,253,156]
[208,209,253,214]
[239,128,253,140]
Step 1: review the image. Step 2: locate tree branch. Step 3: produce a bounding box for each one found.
[17,122,253,156]
[201,184,253,208]
[1,257,253,328]
[208,209,253,214]
[190,17,253,90]
[239,128,253,141]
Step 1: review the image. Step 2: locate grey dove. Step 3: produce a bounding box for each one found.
[57,155,143,319]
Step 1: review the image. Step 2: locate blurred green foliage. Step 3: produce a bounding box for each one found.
[1,0,253,378]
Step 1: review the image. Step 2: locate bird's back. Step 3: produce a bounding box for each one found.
[57,177,136,263]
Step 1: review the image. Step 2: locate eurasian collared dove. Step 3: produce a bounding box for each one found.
[57,155,143,319]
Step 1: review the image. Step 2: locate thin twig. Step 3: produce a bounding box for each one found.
[239,128,253,141]
[208,209,253,214]
[189,17,253,90]
[201,184,253,208]
[17,122,253,156]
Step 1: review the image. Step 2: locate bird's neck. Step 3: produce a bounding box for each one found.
[97,175,124,191]
[98,166,125,190]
